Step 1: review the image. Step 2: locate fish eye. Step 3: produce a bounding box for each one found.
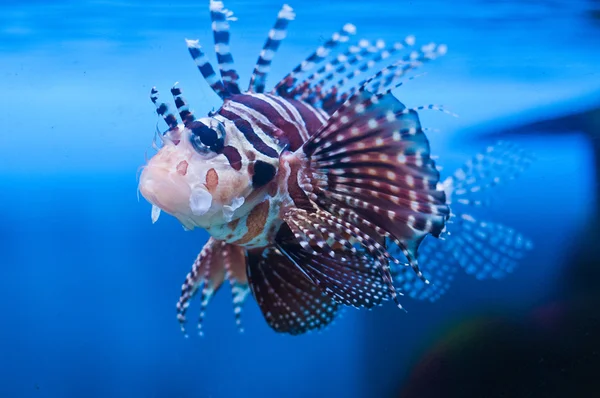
[189,119,225,153]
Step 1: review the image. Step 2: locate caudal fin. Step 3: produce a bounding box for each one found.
[392,141,534,302]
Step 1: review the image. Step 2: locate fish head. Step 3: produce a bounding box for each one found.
[139,116,261,230]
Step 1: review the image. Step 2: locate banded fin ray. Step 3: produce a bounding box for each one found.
[170,84,196,124]
[248,4,296,93]
[210,0,241,94]
[176,238,250,336]
[392,215,533,301]
[322,36,415,96]
[150,87,179,132]
[186,39,229,99]
[360,43,447,96]
[440,141,534,281]
[304,37,415,109]
[319,42,447,114]
[390,235,457,302]
[290,38,380,99]
[271,23,357,96]
[222,242,251,331]
[447,141,535,206]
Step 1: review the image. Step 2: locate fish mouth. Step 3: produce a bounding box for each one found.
[138,145,250,229]
[138,155,219,230]
[138,162,194,217]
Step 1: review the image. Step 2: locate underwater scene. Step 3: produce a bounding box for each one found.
[1,0,600,397]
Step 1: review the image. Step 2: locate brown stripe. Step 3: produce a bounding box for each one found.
[222,145,242,170]
[285,98,327,140]
[234,200,270,245]
[230,94,303,151]
[283,154,313,210]
[220,107,279,158]
[267,181,278,197]
[266,95,308,150]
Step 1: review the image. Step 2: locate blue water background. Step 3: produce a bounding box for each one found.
[1,0,599,397]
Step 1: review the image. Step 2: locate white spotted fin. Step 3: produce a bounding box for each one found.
[279,89,451,311]
[391,141,535,302]
[246,241,341,335]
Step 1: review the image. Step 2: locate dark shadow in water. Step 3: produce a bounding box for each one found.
[589,0,600,24]
[396,94,600,398]
[471,93,600,218]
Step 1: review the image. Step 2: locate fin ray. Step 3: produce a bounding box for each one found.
[248,4,296,93]
[210,0,241,94]
[391,235,457,302]
[271,23,357,96]
[186,39,229,99]
[305,37,414,108]
[176,239,250,336]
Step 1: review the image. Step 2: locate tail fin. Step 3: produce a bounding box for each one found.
[391,141,534,301]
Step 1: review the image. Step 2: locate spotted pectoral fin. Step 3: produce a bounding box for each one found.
[293,90,450,307]
[246,239,340,335]
[176,238,250,336]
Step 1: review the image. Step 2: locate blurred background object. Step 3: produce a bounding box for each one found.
[397,94,600,398]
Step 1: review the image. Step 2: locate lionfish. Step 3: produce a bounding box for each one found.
[138,1,533,336]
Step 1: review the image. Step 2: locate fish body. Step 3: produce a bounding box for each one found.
[138,1,533,336]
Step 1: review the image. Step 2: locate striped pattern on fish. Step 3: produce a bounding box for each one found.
[138,0,533,337]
